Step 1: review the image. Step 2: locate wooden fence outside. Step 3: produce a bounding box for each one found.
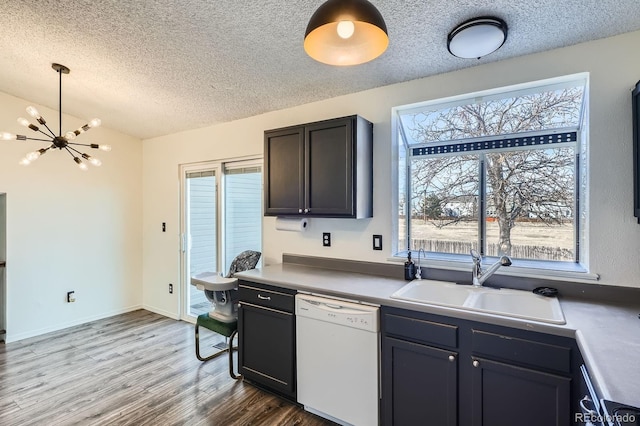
[411,239,574,261]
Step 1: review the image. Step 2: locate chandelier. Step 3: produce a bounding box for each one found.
[1,63,110,170]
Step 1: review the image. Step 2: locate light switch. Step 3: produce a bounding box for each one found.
[373,235,382,250]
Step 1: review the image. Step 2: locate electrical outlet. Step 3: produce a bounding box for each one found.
[169,283,173,294]
[322,232,331,247]
[67,291,76,303]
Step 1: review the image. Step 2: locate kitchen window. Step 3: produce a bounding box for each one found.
[394,74,589,275]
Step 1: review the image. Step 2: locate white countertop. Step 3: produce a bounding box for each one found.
[236,263,640,407]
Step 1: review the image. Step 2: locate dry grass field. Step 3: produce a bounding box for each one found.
[401,218,575,260]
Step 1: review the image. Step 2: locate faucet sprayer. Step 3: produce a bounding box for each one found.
[471,249,512,287]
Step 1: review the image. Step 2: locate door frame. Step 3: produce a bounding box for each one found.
[179,161,223,322]
[179,155,263,322]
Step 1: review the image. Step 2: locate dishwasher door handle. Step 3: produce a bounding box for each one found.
[323,303,343,309]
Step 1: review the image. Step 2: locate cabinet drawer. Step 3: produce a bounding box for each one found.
[384,313,458,348]
[471,329,571,374]
[239,282,295,312]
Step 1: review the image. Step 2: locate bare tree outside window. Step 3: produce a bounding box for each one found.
[399,84,584,262]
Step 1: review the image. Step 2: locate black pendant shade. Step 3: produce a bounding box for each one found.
[304,0,388,66]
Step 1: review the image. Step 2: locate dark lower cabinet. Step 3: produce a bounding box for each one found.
[381,306,580,426]
[383,337,457,426]
[471,357,571,426]
[238,281,296,400]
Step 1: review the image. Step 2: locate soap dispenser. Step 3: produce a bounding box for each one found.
[404,248,416,281]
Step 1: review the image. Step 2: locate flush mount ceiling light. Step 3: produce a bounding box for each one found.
[1,63,110,170]
[447,17,508,59]
[304,0,388,66]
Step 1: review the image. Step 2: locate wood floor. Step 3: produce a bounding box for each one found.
[0,310,334,426]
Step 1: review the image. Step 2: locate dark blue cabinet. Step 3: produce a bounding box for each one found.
[382,336,458,426]
[264,115,373,218]
[238,281,296,400]
[381,306,579,426]
[471,357,571,426]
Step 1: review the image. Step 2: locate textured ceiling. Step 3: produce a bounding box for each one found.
[1,0,640,140]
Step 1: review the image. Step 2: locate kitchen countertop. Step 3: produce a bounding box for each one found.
[236,263,640,407]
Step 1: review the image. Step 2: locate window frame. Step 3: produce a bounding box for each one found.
[391,73,597,281]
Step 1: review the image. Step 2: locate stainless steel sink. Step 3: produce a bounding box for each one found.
[390,280,565,324]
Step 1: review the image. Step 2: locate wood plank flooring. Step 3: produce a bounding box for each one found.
[0,310,334,425]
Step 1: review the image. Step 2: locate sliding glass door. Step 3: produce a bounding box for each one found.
[184,167,220,318]
[223,163,262,272]
[180,159,262,321]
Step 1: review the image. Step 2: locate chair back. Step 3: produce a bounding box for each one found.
[225,250,261,277]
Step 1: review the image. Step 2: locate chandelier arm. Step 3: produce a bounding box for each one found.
[37,128,55,139]
[66,142,92,147]
[66,145,85,156]
[23,137,55,142]
[63,146,77,158]
[40,122,57,138]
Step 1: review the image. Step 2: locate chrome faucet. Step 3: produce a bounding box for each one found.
[415,248,426,280]
[471,249,512,287]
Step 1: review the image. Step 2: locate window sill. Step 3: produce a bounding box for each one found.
[390,252,600,284]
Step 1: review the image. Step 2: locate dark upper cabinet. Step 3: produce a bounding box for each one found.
[263,127,305,216]
[264,115,373,218]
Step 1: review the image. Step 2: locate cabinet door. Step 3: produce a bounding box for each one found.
[471,357,570,426]
[238,303,295,399]
[382,336,458,426]
[305,118,354,216]
[264,127,304,215]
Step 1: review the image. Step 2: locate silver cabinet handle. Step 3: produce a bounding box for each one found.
[298,209,303,213]
[304,208,309,213]
[472,360,480,368]
[448,355,455,362]
[257,294,271,301]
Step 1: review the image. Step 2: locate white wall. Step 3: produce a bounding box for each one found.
[142,30,640,316]
[0,92,143,342]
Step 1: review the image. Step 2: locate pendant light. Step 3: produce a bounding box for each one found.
[447,17,508,59]
[304,0,388,66]
[1,63,110,170]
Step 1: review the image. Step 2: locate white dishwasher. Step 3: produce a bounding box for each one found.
[295,293,379,426]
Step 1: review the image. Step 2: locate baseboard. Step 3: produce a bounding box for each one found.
[6,304,143,343]
[142,304,180,320]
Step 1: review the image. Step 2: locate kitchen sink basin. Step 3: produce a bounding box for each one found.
[390,280,474,308]
[468,289,565,324]
[390,280,565,324]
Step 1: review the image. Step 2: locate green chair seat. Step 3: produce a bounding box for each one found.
[196,314,237,337]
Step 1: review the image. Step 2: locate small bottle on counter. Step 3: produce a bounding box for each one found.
[404,249,416,281]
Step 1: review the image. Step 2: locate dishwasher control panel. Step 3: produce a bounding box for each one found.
[295,294,379,332]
